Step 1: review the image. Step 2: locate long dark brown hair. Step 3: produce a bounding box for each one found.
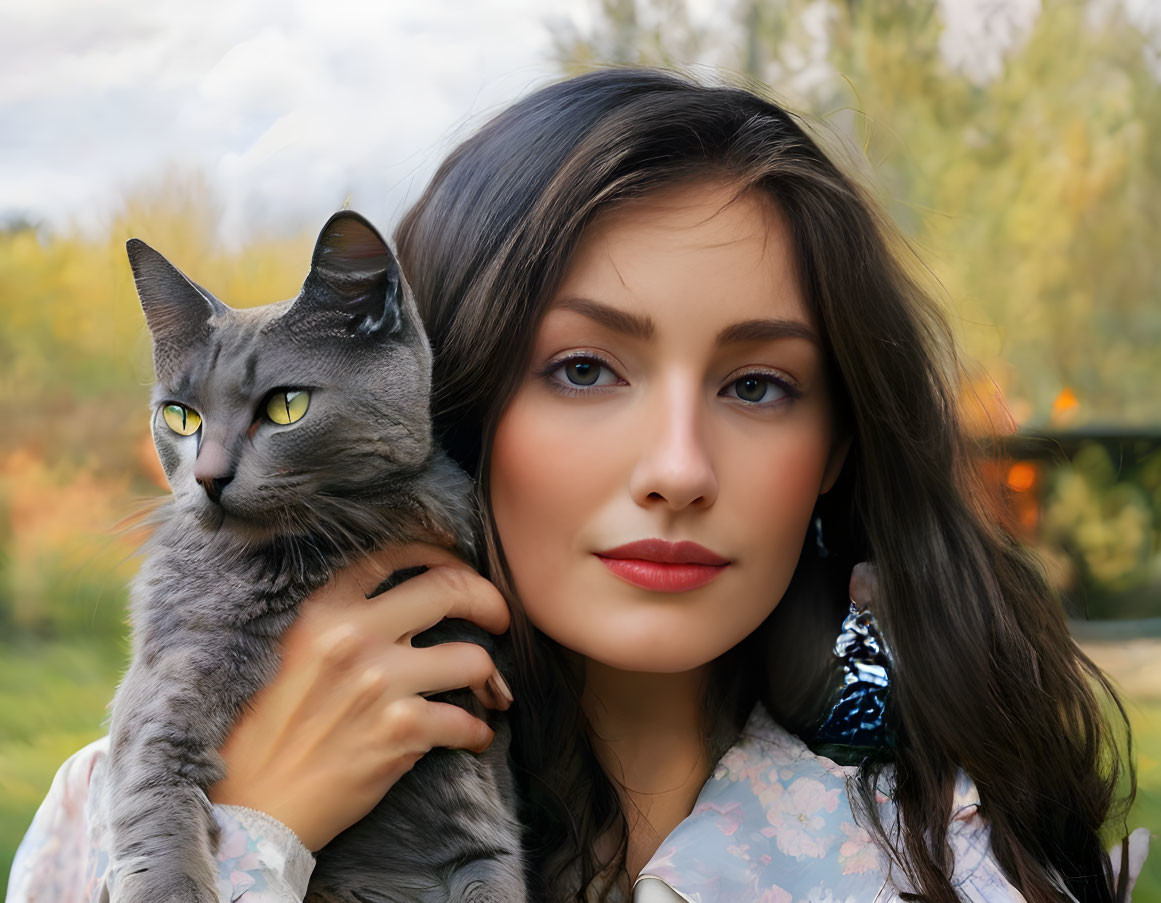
[394,68,1135,903]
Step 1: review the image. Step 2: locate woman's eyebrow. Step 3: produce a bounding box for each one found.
[553,296,818,347]
[555,297,655,339]
[716,318,820,347]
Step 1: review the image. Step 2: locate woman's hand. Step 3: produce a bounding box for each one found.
[207,542,513,852]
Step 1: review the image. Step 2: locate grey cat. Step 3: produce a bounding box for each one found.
[104,212,527,903]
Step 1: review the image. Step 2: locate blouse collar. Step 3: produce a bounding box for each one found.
[633,703,904,902]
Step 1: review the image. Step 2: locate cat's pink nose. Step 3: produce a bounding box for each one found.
[194,440,234,504]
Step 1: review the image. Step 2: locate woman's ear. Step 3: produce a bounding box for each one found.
[820,432,853,495]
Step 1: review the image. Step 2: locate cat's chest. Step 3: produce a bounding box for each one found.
[136,519,337,635]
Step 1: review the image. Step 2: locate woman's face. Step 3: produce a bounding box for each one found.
[489,180,849,673]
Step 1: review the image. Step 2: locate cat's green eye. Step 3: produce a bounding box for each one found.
[266,390,310,425]
[162,404,201,436]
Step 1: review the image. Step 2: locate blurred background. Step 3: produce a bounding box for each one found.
[1,0,1158,895]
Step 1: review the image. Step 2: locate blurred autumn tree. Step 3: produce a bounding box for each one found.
[0,171,314,639]
[553,0,1161,428]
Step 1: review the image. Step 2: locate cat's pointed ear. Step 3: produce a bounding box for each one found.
[126,239,228,353]
[301,211,403,338]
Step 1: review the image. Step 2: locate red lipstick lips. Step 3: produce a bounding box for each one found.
[595,539,730,592]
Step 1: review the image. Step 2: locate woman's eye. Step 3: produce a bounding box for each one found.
[549,357,619,390]
[724,375,788,405]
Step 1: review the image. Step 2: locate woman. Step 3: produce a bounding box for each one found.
[8,69,1148,903]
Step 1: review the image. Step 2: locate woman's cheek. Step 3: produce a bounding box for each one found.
[489,390,611,599]
[723,416,837,610]
[749,435,832,541]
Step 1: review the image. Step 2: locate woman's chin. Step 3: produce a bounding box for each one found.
[551,610,744,674]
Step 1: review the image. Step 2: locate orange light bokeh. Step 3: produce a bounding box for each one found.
[1005,461,1038,492]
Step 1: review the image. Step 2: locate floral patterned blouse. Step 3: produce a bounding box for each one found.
[7,703,1149,903]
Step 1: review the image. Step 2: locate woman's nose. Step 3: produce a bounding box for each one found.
[628,380,719,511]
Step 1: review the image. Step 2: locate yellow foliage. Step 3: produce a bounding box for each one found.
[1,173,315,476]
[0,173,317,637]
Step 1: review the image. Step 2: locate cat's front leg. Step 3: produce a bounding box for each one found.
[104,751,223,903]
[110,853,219,903]
[105,659,241,903]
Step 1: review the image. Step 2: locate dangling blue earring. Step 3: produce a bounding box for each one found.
[813,514,829,559]
[811,562,896,761]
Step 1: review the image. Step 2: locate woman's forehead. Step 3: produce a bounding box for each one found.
[581,180,781,242]
[547,180,812,336]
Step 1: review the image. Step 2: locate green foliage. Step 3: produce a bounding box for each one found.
[1041,443,1161,616]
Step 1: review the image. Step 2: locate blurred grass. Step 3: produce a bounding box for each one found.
[0,635,126,887]
[1122,694,1160,901]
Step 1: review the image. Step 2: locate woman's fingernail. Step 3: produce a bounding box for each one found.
[490,672,515,706]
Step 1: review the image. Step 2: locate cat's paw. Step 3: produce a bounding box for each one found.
[112,871,217,903]
[457,880,527,903]
[449,859,527,903]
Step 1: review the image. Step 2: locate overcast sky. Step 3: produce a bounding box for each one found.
[1,0,1156,242]
[0,0,593,240]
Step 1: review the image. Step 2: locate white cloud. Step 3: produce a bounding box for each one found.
[0,0,571,239]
